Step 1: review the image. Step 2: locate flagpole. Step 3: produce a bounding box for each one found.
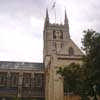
[51,0,56,23]
[55,5,56,23]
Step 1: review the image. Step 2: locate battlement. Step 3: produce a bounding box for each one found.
[46,23,66,31]
[49,23,64,27]
[44,9,69,32]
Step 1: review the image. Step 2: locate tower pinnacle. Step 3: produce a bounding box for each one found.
[45,8,49,27]
[64,9,69,33]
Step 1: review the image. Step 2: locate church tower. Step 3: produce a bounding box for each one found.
[43,9,71,58]
[43,9,83,100]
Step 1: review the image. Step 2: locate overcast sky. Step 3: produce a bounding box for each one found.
[0,0,100,62]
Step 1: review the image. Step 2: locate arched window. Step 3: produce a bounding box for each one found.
[53,30,63,39]
[60,30,63,39]
[69,47,74,56]
[53,30,56,39]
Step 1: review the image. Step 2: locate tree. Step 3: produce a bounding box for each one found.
[57,63,81,94]
[82,29,100,82]
[82,29,100,99]
[57,29,100,100]
[57,63,90,100]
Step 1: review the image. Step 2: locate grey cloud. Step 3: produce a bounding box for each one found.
[0,0,47,19]
[0,0,100,62]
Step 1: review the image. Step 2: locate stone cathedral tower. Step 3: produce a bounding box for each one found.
[43,9,83,100]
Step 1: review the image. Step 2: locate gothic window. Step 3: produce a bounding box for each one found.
[61,43,63,48]
[34,73,43,88]
[60,30,63,39]
[53,42,56,48]
[10,72,19,87]
[53,30,56,39]
[22,73,31,87]
[55,42,56,48]
[69,47,74,56]
[53,30,63,40]
[0,72,7,86]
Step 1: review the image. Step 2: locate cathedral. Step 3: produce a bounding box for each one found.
[0,9,83,100]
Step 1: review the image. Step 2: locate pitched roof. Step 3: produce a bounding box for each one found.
[0,61,43,70]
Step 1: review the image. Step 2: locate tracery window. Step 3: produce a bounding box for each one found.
[22,73,31,87]
[53,30,63,39]
[10,72,19,87]
[0,72,7,86]
[22,73,44,97]
[69,47,74,56]
[53,30,56,39]
[34,73,43,88]
[60,30,63,39]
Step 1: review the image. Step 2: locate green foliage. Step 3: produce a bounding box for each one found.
[82,29,100,100]
[57,29,100,100]
[57,63,82,94]
[82,29,100,84]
